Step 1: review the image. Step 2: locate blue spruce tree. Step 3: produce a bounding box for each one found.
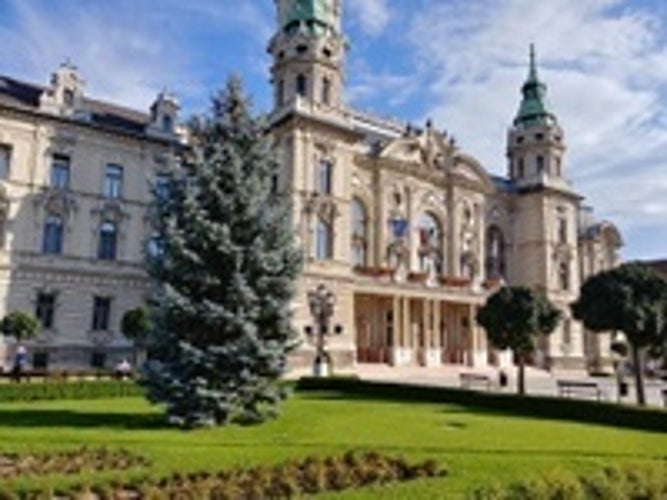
[143,77,302,427]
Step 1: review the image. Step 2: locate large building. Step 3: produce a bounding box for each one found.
[268,0,622,371]
[0,63,181,369]
[0,0,622,371]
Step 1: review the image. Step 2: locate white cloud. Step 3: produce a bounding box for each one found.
[402,0,667,259]
[0,0,274,113]
[347,0,392,36]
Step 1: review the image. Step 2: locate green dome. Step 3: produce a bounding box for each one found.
[281,0,339,35]
[514,45,557,128]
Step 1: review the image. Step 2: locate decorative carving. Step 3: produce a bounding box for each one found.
[91,199,129,224]
[34,188,78,219]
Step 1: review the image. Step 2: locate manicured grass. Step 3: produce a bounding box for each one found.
[0,388,664,498]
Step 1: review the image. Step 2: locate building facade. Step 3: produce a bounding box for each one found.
[268,0,622,371]
[0,63,180,369]
[0,0,622,372]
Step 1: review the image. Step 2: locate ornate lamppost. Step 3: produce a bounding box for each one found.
[305,284,342,377]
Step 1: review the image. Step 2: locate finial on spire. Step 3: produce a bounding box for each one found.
[528,43,538,82]
[513,43,557,128]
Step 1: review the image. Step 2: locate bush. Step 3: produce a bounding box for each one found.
[471,462,666,500]
[0,380,144,402]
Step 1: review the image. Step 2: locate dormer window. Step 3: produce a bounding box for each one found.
[63,88,75,107]
[161,115,173,133]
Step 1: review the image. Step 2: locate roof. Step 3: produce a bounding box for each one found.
[0,74,152,137]
[491,175,518,193]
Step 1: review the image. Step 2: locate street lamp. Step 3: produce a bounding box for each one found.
[305,283,342,377]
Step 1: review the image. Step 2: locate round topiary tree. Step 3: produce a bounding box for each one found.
[121,306,152,367]
[0,311,40,343]
[572,262,667,406]
[477,286,562,394]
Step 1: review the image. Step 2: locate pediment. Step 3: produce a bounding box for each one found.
[376,124,455,171]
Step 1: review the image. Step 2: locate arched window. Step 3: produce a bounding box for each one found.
[485,225,506,279]
[42,213,64,254]
[315,217,333,260]
[97,221,117,260]
[277,79,285,106]
[558,218,568,244]
[316,159,333,194]
[558,261,570,291]
[536,155,545,173]
[322,77,331,105]
[296,74,307,98]
[417,212,442,273]
[351,198,368,267]
[517,157,525,178]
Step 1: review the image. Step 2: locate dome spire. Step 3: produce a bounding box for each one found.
[514,44,556,128]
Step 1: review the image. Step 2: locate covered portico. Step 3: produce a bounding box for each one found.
[354,285,496,368]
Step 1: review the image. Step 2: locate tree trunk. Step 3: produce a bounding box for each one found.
[631,344,646,406]
[517,354,526,395]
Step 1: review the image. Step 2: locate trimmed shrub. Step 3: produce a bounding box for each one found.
[0,380,143,402]
[296,377,667,434]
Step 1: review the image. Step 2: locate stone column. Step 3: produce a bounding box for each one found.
[391,296,412,366]
[425,299,441,366]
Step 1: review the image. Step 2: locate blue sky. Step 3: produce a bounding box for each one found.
[1,0,666,261]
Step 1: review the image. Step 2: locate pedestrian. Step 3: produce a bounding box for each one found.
[11,345,27,383]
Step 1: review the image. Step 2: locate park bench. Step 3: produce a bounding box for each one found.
[557,380,606,401]
[459,372,492,391]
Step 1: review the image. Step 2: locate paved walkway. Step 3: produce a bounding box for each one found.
[289,363,667,409]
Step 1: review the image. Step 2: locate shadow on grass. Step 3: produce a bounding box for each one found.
[0,408,169,430]
[296,378,667,435]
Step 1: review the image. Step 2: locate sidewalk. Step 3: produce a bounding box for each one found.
[289,363,666,409]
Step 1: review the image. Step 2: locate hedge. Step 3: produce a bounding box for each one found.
[296,377,667,433]
[0,380,144,402]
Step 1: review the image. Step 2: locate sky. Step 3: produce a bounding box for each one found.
[0,0,665,261]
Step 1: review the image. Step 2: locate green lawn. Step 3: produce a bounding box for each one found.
[0,388,664,498]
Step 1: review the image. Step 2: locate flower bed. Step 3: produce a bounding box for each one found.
[0,447,149,478]
[8,451,446,499]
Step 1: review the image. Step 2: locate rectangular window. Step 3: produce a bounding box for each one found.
[35,292,56,329]
[0,145,11,181]
[154,172,170,200]
[50,155,70,189]
[316,160,333,194]
[97,222,117,260]
[92,296,112,331]
[42,214,64,254]
[104,164,123,198]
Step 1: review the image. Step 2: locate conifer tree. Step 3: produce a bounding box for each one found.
[143,77,302,427]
